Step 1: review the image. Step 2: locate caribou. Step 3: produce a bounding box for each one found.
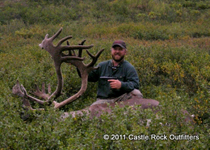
[12,28,194,124]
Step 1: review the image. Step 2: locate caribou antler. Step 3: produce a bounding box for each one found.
[39,27,94,99]
[12,80,45,110]
[54,48,104,108]
[13,28,104,109]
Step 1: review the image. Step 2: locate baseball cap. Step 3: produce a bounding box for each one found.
[112,40,126,49]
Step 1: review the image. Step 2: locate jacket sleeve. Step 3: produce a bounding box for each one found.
[120,66,139,92]
[88,66,100,82]
[76,66,100,82]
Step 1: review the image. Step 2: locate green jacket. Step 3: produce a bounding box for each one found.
[88,60,139,99]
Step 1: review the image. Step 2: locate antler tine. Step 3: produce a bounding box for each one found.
[61,55,85,63]
[12,80,24,97]
[66,41,76,56]
[78,40,86,57]
[42,83,45,93]
[33,83,51,100]
[86,49,104,68]
[61,44,94,51]
[32,84,40,96]
[49,27,63,41]
[56,36,72,47]
[79,40,86,45]
[35,84,40,91]
[45,34,49,39]
[48,84,51,94]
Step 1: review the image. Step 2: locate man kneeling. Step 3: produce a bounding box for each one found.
[86,40,143,105]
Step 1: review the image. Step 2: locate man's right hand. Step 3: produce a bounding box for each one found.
[108,79,121,89]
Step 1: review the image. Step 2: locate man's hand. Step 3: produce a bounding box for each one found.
[108,79,121,89]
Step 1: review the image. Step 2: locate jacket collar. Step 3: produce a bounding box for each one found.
[108,59,125,68]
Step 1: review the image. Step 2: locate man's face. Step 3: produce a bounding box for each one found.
[111,46,127,62]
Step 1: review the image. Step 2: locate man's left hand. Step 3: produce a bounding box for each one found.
[108,79,121,89]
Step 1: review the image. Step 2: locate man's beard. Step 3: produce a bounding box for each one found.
[112,54,125,62]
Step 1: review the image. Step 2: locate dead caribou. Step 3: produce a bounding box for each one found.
[12,28,194,124]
